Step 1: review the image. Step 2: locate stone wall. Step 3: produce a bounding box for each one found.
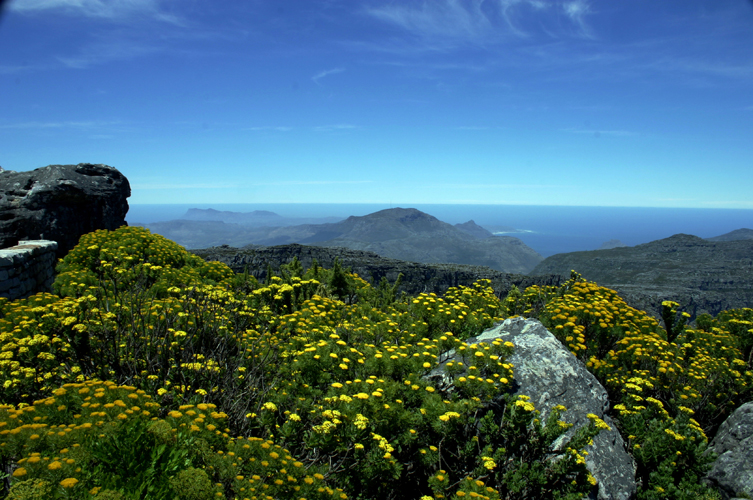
[0,240,58,300]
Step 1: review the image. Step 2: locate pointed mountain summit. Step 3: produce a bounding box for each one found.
[300,208,542,274]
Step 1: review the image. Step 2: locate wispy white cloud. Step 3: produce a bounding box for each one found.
[254,180,373,186]
[431,182,570,189]
[562,0,592,37]
[0,63,56,74]
[0,120,123,129]
[312,67,345,85]
[9,0,182,24]
[367,0,494,45]
[561,128,638,137]
[56,40,159,69]
[313,124,359,132]
[365,0,594,49]
[133,183,239,190]
[658,58,753,80]
[243,126,294,132]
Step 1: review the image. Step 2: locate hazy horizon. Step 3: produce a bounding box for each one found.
[126,203,753,257]
[2,1,752,208]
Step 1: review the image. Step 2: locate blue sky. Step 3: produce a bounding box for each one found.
[1,0,752,208]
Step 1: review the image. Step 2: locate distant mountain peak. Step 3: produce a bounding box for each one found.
[707,228,753,242]
[364,207,439,221]
[184,208,281,219]
[599,239,628,250]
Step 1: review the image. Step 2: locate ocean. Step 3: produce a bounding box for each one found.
[126,204,753,258]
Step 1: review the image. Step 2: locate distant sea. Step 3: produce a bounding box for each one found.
[126,204,753,258]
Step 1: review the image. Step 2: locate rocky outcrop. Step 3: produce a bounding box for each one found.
[706,402,753,499]
[0,163,130,258]
[427,317,636,500]
[191,243,564,297]
[530,234,753,318]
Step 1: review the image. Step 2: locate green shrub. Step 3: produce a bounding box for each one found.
[1,229,750,499]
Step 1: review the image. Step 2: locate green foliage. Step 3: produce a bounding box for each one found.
[168,468,214,500]
[661,301,689,344]
[1,229,751,499]
[53,226,233,300]
[533,274,752,499]
[6,479,52,500]
[700,308,753,367]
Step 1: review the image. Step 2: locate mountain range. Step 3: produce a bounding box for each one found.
[531,230,753,318]
[140,207,543,274]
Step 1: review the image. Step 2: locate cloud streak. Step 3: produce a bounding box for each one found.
[561,128,638,137]
[313,124,359,132]
[431,182,571,189]
[9,0,182,23]
[365,0,595,49]
[244,126,294,132]
[133,182,239,190]
[253,180,373,186]
[0,120,123,129]
[312,67,345,85]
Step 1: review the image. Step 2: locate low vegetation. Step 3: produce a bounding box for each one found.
[1,227,751,499]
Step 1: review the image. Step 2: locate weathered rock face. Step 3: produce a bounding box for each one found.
[0,163,130,257]
[428,317,636,500]
[706,402,753,499]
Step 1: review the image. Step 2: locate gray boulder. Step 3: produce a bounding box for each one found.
[0,163,130,257]
[706,402,753,499]
[429,317,636,500]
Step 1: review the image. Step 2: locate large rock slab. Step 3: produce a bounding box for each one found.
[0,163,130,257]
[429,317,636,500]
[706,402,753,499]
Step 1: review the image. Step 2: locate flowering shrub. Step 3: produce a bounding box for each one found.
[0,380,340,500]
[533,272,752,499]
[0,228,748,499]
[53,227,233,299]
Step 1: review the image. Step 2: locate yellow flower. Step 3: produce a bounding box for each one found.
[60,478,79,488]
[12,467,27,477]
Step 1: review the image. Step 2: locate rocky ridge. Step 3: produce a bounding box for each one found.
[191,243,562,297]
[530,233,753,318]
